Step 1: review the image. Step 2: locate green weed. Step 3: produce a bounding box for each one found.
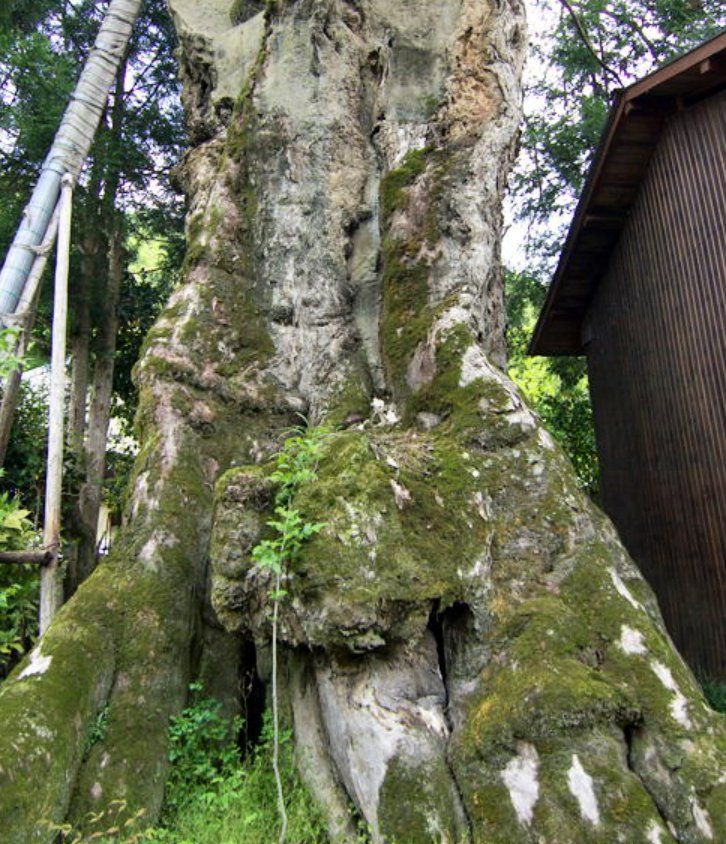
[147,689,328,843]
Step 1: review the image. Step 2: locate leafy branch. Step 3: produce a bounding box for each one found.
[0,327,22,380]
[251,424,328,844]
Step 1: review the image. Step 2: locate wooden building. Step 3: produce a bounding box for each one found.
[529,34,726,677]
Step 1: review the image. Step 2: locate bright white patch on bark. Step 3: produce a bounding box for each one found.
[472,490,492,521]
[506,407,534,427]
[618,625,647,655]
[609,568,643,611]
[567,754,600,825]
[139,531,179,573]
[646,820,663,843]
[390,126,429,167]
[31,723,53,740]
[139,537,161,572]
[650,661,692,728]
[389,479,412,510]
[417,705,449,738]
[435,305,470,335]
[501,742,539,826]
[690,792,713,839]
[537,428,556,450]
[19,648,52,679]
[459,345,490,388]
[458,345,514,393]
[371,398,400,426]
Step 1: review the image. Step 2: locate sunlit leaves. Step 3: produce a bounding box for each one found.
[512,0,725,265]
[505,271,599,495]
[251,427,330,585]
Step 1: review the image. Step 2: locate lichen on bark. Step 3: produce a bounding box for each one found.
[0,1,723,842]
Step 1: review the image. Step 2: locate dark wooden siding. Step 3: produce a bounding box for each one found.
[585,90,726,676]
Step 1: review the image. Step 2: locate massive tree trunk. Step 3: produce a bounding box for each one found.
[0,1,723,842]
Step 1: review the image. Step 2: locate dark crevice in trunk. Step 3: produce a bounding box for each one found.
[429,599,449,705]
[239,638,266,754]
[623,722,638,772]
[428,602,474,842]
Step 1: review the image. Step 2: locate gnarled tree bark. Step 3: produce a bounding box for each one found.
[0,1,723,842]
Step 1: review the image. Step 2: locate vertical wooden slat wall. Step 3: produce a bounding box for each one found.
[586,90,726,678]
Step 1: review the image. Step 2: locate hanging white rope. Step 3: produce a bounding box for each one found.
[0,0,143,322]
[40,175,74,634]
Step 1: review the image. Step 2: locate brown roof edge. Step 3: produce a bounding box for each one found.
[528,30,726,357]
[627,30,726,99]
[527,89,626,356]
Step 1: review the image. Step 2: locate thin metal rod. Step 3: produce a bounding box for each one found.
[39,175,73,635]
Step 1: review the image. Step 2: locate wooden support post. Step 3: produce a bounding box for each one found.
[0,551,53,565]
[39,175,73,635]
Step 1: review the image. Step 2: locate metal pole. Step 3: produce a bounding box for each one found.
[39,175,73,635]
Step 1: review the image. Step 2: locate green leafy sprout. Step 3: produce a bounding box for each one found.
[251,423,329,843]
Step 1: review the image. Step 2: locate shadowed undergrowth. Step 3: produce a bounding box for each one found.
[144,688,331,843]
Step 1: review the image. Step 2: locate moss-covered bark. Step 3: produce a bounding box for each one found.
[1,1,723,842]
[0,7,287,837]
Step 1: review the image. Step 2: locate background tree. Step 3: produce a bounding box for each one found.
[0,0,184,674]
[0,0,184,580]
[513,0,724,262]
[504,0,725,494]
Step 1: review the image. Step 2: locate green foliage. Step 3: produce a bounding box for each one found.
[248,425,328,839]
[701,678,726,714]
[251,426,329,589]
[0,383,47,525]
[0,567,38,679]
[84,703,110,755]
[505,270,599,495]
[147,688,328,843]
[103,441,137,521]
[0,481,34,551]
[0,468,40,680]
[513,0,725,264]
[0,328,22,379]
[163,682,242,816]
